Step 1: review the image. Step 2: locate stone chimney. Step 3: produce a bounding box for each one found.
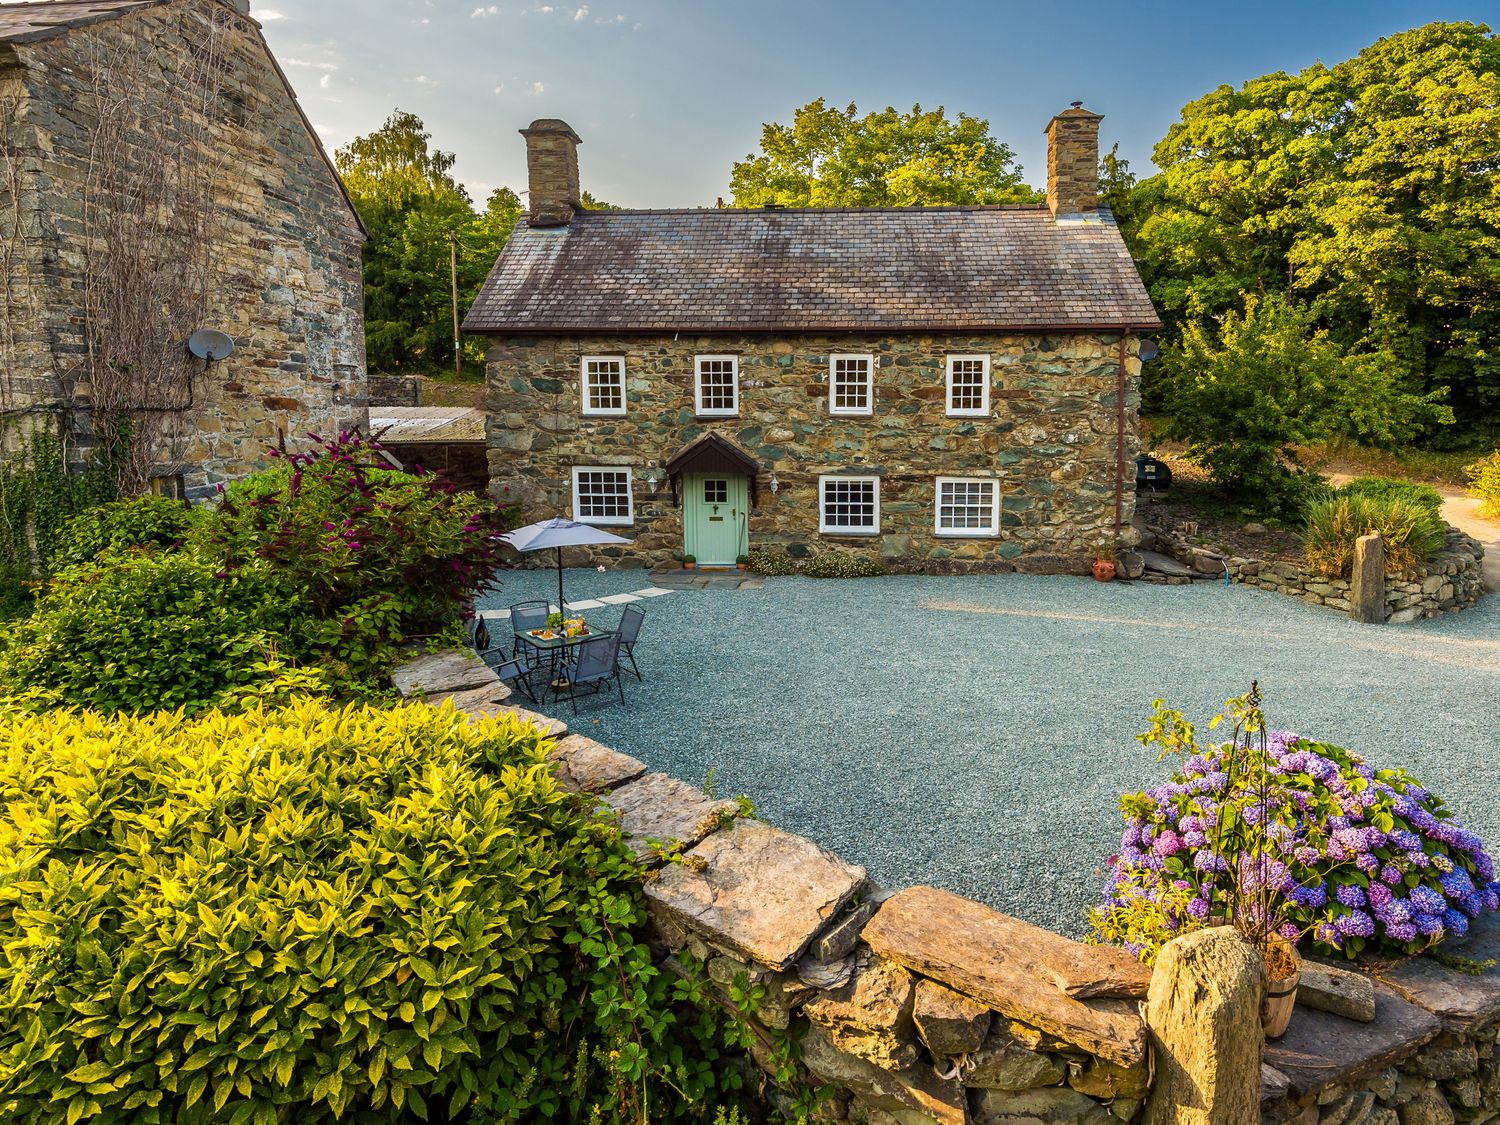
[1045,103,1103,219]
[520,119,582,228]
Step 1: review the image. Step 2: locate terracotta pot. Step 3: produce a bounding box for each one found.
[683,562,696,570]
[1262,940,1301,1039]
[1091,558,1117,582]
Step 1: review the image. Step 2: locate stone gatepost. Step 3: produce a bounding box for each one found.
[1350,533,1385,625]
[1144,926,1266,1125]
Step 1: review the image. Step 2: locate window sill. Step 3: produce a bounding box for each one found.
[933,530,1000,539]
[818,529,881,538]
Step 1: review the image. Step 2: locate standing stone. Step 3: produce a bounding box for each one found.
[1351,533,1385,625]
[1144,927,1266,1125]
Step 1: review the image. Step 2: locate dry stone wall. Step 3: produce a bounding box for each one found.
[393,649,1500,1125]
[485,331,1144,574]
[1149,522,1486,623]
[0,0,366,496]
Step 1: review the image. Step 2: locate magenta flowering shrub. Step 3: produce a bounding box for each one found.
[201,433,516,684]
[1094,728,1499,962]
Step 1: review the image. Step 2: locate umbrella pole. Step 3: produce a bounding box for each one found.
[557,547,565,613]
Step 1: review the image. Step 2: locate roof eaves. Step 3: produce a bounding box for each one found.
[0,0,166,45]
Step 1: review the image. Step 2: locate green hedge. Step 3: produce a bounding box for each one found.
[0,701,751,1122]
[54,495,200,566]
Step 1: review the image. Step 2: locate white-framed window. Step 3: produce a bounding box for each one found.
[572,466,633,525]
[580,355,626,417]
[695,355,739,417]
[829,354,874,416]
[818,475,880,535]
[946,355,991,416]
[934,476,1000,537]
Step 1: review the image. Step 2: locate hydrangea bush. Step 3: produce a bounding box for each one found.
[1091,695,1499,964]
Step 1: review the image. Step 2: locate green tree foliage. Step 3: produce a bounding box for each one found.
[336,111,521,377]
[1127,22,1500,440]
[1159,294,1450,517]
[729,98,1041,207]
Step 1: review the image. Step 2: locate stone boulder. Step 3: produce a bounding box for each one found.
[962,1024,1066,1092]
[804,951,920,1070]
[970,1085,1114,1124]
[645,818,866,971]
[800,1024,965,1125]
[390,649,498,696]
[913,979,991,1060]
[1144,927,1266,1125]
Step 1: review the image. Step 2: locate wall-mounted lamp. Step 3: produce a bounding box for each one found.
[645,468,661,490]
[769,472,780,495]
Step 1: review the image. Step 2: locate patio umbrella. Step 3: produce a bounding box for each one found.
[502,517,632,611]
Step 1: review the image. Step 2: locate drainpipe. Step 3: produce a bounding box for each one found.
[1114,329,1128,544]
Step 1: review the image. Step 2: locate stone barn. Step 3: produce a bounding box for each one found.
[466,106,1159,573]
[0,0,367,498]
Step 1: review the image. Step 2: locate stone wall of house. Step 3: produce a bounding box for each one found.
[392,648,1500,1125]
[485,331,1143,573]
[0,0,366,496]
[1149,521,1486,623]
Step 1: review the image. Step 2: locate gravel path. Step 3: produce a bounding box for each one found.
[479,570,1500,939]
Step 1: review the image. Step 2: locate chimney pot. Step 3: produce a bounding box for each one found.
[520,118,582,227]
[1045,104,1103,219]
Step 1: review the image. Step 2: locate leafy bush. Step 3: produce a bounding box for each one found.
[1304,493,1447,577]
[0,701,755,1123]
[53,494,199,565]
[1158,293,1450,518]
[802,551,887,578]
[746,549,797,576]
[1467,451,1500,518]
[1090,694,1499,964]
[0,551,298,714]
[198,433,515,683]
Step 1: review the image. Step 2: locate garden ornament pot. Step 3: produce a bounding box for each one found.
[1261,939,1301,1039]
[1092,558,1117,582]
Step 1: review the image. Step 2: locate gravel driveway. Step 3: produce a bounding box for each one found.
[479,570,1500,938]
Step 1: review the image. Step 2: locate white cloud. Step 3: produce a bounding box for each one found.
[533,5,554,13]
[572,5,588,20]
[319,73,332,89]
[493,83,506,94]
[285,58,338,71]
[529,81,545,96]
[252,7,286,20]
[595,12,625,23]
[471,5,501,16]
[413,75,438,86]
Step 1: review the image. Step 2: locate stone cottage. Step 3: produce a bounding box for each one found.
[0,0,367,498]
[465,107,1158,572]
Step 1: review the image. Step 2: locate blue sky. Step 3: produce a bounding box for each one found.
[247,0,1495,207]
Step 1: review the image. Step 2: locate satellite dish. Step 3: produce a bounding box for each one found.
[187,329,235,362]
[1138,339,1160,362]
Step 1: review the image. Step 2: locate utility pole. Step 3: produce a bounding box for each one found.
[449,230,462,381]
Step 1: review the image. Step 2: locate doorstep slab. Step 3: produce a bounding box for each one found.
[1263,983,1440,1098]
[596,593,643,604]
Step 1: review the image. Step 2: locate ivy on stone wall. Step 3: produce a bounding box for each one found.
[0,424,116,616]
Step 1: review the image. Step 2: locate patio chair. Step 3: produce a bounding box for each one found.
[492,654,537,704]
[616,603,646,681]
[556,633,625,715]
[508,600,551,660]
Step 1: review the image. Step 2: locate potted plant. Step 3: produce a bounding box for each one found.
[545,611,565,630]
[682,554,697,570]
[1091,543,1117,582]
[736,553,750,571]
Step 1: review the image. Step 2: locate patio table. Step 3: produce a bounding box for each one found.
[515,628,617,702]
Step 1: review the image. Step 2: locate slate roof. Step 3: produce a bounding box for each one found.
[370,407,485,445]
[0,0,159,43]
[464,205,1160,335]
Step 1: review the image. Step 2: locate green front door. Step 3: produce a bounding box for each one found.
[683,473,748,567]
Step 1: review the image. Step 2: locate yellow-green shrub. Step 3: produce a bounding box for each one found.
[1468,451,1500,518]
[0,702,748,1123]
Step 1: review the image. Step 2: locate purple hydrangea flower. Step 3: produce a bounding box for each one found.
[1415,913,1446,938]
[1386,921,1418,943]
[1410,886,1446,915]
[1444,909,1470,938]
[1335,911,1376,938]
[1336,885,1367,908]
[1367,883,1394,909]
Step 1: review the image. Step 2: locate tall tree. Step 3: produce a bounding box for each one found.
[1126,22,1500,440]
[729,99,1041,208]
[336,111,520,377]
